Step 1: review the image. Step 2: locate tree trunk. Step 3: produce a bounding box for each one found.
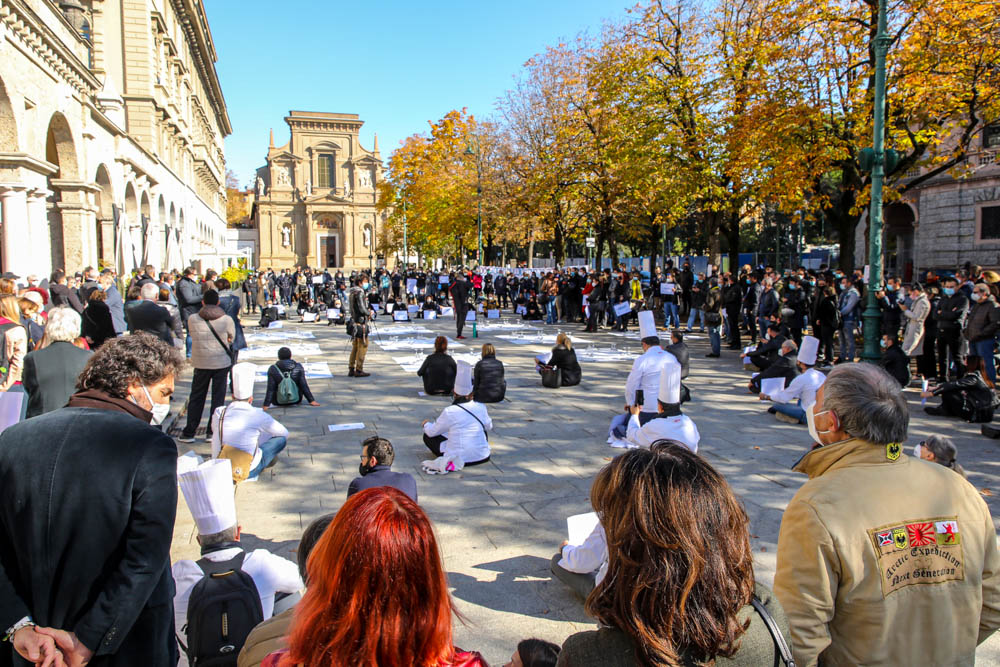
[595,231,605,271]
[527,232,535,269]
[726,211,741,274]
[553,221,565,266]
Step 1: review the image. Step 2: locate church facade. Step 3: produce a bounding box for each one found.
[253,111,383,270]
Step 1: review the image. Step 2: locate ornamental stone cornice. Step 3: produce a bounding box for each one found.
[0,152,59,176]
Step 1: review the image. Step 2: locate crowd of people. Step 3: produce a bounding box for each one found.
[0,257,997,667]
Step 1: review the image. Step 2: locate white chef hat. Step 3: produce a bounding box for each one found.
[454,360,473,396]
[178,459,237,535]
[658,359,682,404]
[231,362,256,401]
[798,336,819,366]
[638,310,657,341]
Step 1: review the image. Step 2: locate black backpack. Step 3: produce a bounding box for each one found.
[183,552,263,666]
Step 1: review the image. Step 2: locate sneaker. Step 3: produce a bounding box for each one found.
[203,435,213,443]
[176,436,195,443]
[456,335,466,340]
[775,412,801,425]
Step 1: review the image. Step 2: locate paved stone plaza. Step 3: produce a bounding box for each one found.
[169,315,1000,665]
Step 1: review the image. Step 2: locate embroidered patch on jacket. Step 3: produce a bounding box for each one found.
[868,516,965,597]
[886,442,902,461]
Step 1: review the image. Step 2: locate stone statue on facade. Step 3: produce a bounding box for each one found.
[359,169,372,189]
[343,179,351,198]
[281,225,291,247]
[256,176,266,196]
[305,178,312,196]
[363,226,371,248]
[276,167,290,188]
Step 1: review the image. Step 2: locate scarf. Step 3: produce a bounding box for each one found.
[67,388,152,423]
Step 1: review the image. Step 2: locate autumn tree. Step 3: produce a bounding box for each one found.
[225,170,248,227]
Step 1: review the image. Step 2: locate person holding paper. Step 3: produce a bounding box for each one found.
[741,322,786,371]
[263,347,320,409]
[749,338,799,395]
[421,361,492,466]
[625,358,699,451]
[551,519,607,601]
[760,336,826,425]
[541,333,582,387]
[421,294,441,318]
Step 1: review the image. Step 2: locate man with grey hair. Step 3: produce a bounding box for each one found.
[774,363,1000,666]
[125,282,174,345]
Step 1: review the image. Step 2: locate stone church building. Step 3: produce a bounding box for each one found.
[253,111,384,270]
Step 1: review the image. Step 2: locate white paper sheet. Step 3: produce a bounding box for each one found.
[312,276,323,284]
[406,278,417,293]
[302,312,317,322]
[921,379,929,406]
[267,321,282,329]
[424,310,437,319]
[393,310,410,321]
[326,308,341,319]
[439,275,450,284]
[327,423,366,432]
[253,361,331,382]
[660,282,675,295]
[238,343,323,360]
[613,302,632,316]
[761,377,786,397]
[441,307,454,317]
[515,305,527,315]
[465,310,476,322]
[567,512,600,546]
[487,309,500,319]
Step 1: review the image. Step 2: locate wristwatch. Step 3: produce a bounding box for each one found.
[3,616,34,642]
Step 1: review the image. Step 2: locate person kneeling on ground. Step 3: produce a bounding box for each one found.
[741,322,786,371]
[421,294,441,318]
[504,638,560,667]
[213,363,290,481]
[626,359,700,451]
[557,442,791,666]
[422,361,492,467]
[173,458,302,664]
[263,347,320,409]
[748,338,799,395]
[760,335,826,425]
[418,335,457,396]
[913,435,967,479]
[348,436,418,502]
[474,343,506,403]
[921,354,997,422]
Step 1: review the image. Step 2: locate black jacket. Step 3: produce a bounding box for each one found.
[176,277,203,324]
[82,301,117,349]
[749,334,786,368]
[881,344,911,387]
[450,279,470,308]
[264,359,316,406]
[474,356,506,403]
[418,352,457,395]
[0,392,178,665]
[22,342,92,418]
[49,283,84,313]
[665,341,690,379]
[549,345,582,386]
[348,465,418,503]
[935,292,969,336]
[750,353,800,393]
[124,300,174,345]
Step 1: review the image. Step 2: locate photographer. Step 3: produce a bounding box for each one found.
[347,275,370,378]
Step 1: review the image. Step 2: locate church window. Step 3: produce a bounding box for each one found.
[317,154,334,188]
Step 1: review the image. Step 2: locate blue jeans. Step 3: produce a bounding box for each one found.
[839,320,857,361]
[687,308,704,330]
[758,317,769,340]
[972,339,997,384]
[773,401,807,424]
[249,436,287,478]
[663,302,679,328]
[708,325,721,355]
[546,300,557,324]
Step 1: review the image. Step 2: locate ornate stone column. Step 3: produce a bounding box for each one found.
[25,189,53,279]
[51,180,100,274]
[0,185,28,278]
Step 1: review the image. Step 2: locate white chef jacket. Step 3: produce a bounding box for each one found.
[768,367,826,408]
[172,546,302,663]
[210,401,289,471]
[625,346,668,413]
[559,522,608,586]
[423,400,492,463]
[626,412,700,452]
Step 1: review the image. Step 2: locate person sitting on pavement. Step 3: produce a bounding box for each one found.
[912,435,967,479]
[610,311,669,439]
[557,441,791,666]
[626,359,700,451]
[503,638,560,667]
[262,487,489,666]
[263,347,321,409]
[421,294,441,318]
[921,354,997,422]
[741,322,786,371]
[748,338,799,395]
[760,335,826,425]
[417,335,457,396]
[237,514,335,667]
[422,361,492,467]
[551,519,608,602]
[212,363,290,481]
[538,333,582,387]
[173,458,303,664]
[775,363,1000,666]
[347,436,418,502]
[473,343,506,403]
[880,333,911,387]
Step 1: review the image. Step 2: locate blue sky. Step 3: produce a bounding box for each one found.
[207,0,630,186]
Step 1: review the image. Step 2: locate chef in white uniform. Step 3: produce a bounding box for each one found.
[172,459,302,664]
[551,522,608,601]
[760,334,826,425]
[610,310,669,439]
[422,361,493,466]
[625,357,700,452]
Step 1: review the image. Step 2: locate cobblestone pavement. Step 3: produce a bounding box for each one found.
[169,314,1000,665]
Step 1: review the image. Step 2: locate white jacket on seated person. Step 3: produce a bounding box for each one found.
[423,361,492,463]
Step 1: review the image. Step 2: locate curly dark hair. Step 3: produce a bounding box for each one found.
[76,332,186,398]
[587,441,754,666]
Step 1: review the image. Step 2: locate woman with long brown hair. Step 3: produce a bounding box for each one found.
[264,487,487,667]
[556,441,790,666]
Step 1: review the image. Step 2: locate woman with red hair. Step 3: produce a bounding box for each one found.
[264,486,488,667]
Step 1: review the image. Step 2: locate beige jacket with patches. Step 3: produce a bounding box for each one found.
[774,438,1000,666]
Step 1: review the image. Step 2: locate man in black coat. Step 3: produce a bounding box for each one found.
[664,329,692,403]
[722,274,743,349]
[744,323,787,371]
[347,437,417,503]
[175,267,202,356]
[22,307,93,418]
[935,276,969,381]
[125,283,174,345]
[0,334,183,667]
[749,340,801,394]
[48,269,84,313]
[450,272,471,339]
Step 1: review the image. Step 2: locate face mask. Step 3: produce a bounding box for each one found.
[880,339,888,348]
[841,283,849,291]
[359,462,375,476]
[943,287,955,296]
[913,443,922,459]
[972,292,981,302]
[788,284,796,290]
[362,282,370,290]
[745,279,751,285]
[138,385,170,425]
[886,285,895,292]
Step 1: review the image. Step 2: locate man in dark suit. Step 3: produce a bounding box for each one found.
[22,308,93,418]
[450,271,471,339]
[125,283,174,345]
[347,437,417,503]
[749,339,800,394]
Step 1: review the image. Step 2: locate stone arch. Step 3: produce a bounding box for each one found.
[45,112,78,180]
[94,164,115,266]
[139,191,152,266]
[0,75,17,151]
[885,202,917,281]
[157,195,167,268]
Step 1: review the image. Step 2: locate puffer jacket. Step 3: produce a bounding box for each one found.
[187,306,235,370]
[473,355,506,403]
[176,276,203,323]
[964,296,1000,344]
[775,437,1000,667]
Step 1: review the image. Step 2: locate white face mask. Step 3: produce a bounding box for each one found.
[913,443,922,459]
[807,407,834,444]
[136,385,170,425]
[972,293,982,302]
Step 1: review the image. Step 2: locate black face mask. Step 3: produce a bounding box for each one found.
[359,462,376,476]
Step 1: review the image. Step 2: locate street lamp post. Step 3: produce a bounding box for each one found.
[861,0,891,363]
[464,140,482,268]
[402,199,407,270]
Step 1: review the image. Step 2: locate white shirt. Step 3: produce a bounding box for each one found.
[769,368,826,408]
[210,401,289,470]
[626,412,700,452]
[559,523,608,586]
[172,546,302,662]
[423,401,492,464]
[625,346,668,413]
